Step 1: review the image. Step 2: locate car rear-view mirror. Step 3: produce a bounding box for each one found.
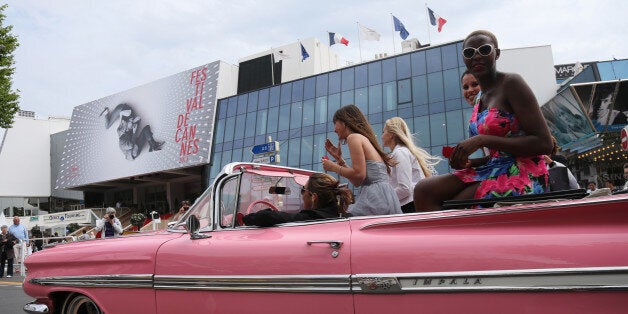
[269,186,290,195]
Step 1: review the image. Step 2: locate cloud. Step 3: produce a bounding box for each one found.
[3,0,627,120]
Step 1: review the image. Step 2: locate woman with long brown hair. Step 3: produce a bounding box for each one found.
[322,104,402,216]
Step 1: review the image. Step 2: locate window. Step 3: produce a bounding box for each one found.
[426,47,442,73]
[258,89,269,109]
[303,99,315,127]
[446,109,464,144]
[227,97,237,117]
[316,74,329,97]
[441,44,459,70]
[382,58,396,83]
[328,93,341,123]
[280,83,292,105]
[214,118,225,144]
[443,68,461,101]
[247,91,258,113]
[219,175,239,228]
[300,135,313,165]
[427,72,444,103]
[429,113,447,146]
[398,79,412,104]
[369,84,383,114]
[269,86,280,107]
[290,101,303,129]
[237,95,248,115]
[383,81,397,111]
[314,97,327,126]
[368,61,382,86]
[396,54,411,79]
[288,137,300,167]
[267,107,279,133]
[224,116,235,142]
[245,111,257,138]
[234,114,246,139]
[355,87,368,114]
[411,51,427,76]
[292,80,304,102]
[256,109,267,135]
[278,104,291,131]
[414,115,430,147]
[303,77,316,100]
[341,68,355,91]
[329,70,341,94]
[412,75,428,106]
[355,65,368,88]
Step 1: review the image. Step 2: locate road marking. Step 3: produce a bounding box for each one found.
[0,281,23,286]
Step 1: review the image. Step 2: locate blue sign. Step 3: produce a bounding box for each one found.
[252,141,279,155]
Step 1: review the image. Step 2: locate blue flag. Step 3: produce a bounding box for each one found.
[300,43,310,61]
[392,16,409,40]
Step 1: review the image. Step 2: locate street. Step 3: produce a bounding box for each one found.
[0,279,33,314]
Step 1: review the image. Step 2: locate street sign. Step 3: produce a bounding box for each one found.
[252,154,280,164]
[252,141,280,155]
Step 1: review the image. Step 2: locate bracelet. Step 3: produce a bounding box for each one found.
[338,164,342,176]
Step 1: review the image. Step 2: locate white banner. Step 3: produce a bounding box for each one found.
[24,209,92,229]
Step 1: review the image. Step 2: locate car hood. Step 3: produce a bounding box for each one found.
[25,231,184,278]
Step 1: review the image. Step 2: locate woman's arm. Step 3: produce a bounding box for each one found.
[392,147,413,201]
[322,134,366,186]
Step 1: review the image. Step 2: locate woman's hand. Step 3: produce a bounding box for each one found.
[322,159,340,173]
[450,136,483,169]
[325,138,342,160]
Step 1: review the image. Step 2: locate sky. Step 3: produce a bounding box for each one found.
[3,0,628,120]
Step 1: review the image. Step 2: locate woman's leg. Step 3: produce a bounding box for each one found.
[413,174,469,211]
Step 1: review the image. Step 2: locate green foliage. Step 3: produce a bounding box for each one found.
[130,213,145,227]
[0,4,20,129]
[66,223,81,234]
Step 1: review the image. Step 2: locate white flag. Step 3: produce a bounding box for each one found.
[359,24,381,41]
[273,50,290,63]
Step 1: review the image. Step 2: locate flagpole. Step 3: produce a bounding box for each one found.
[327,31,331,71]
[425,4,431,45]
[390,13,396,54]
[270,46,275,85]
[356,22,363,62]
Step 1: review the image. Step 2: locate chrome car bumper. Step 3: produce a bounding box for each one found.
[23,301,49,314]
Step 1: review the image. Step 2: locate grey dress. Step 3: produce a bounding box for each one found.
[349,160,402,216]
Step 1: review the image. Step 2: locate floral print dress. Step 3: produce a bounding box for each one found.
[453,100,549,199]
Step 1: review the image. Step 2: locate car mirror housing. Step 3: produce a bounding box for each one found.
[185,215,210,240]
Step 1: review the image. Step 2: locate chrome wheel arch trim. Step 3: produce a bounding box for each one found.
[28,266,628,293]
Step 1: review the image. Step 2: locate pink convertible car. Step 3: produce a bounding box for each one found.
[23,163,628,314]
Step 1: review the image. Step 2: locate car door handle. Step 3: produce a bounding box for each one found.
[307,240,343,249]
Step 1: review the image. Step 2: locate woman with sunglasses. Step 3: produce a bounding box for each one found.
[242,173,352,227]
[413,30,553,211]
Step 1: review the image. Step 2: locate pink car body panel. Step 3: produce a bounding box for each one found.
[22,163,628,313]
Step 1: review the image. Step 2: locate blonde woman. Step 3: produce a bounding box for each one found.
[382,117,440,213]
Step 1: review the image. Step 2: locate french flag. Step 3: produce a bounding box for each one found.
[428,7,447,32]
[328,32,349,46]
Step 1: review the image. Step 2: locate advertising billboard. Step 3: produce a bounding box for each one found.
[56,62,220,189]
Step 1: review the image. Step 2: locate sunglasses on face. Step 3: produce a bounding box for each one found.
[462,44,494,59]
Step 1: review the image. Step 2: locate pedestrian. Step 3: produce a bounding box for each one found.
[1,225,18,278]
[8,216,29,272]
[95,207,123,238]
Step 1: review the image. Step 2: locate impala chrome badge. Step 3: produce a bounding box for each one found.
[357,277,401,293]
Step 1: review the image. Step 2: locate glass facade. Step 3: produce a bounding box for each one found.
[210,41,473,183]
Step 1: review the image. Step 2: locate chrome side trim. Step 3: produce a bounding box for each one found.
[154,274,351,293]
[27,267,628,293]
[29,274,153,288]
[353,266,628,293]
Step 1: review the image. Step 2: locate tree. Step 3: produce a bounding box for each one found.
[0,4,19,129]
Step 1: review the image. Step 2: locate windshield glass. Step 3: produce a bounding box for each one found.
[220,171,306,228]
